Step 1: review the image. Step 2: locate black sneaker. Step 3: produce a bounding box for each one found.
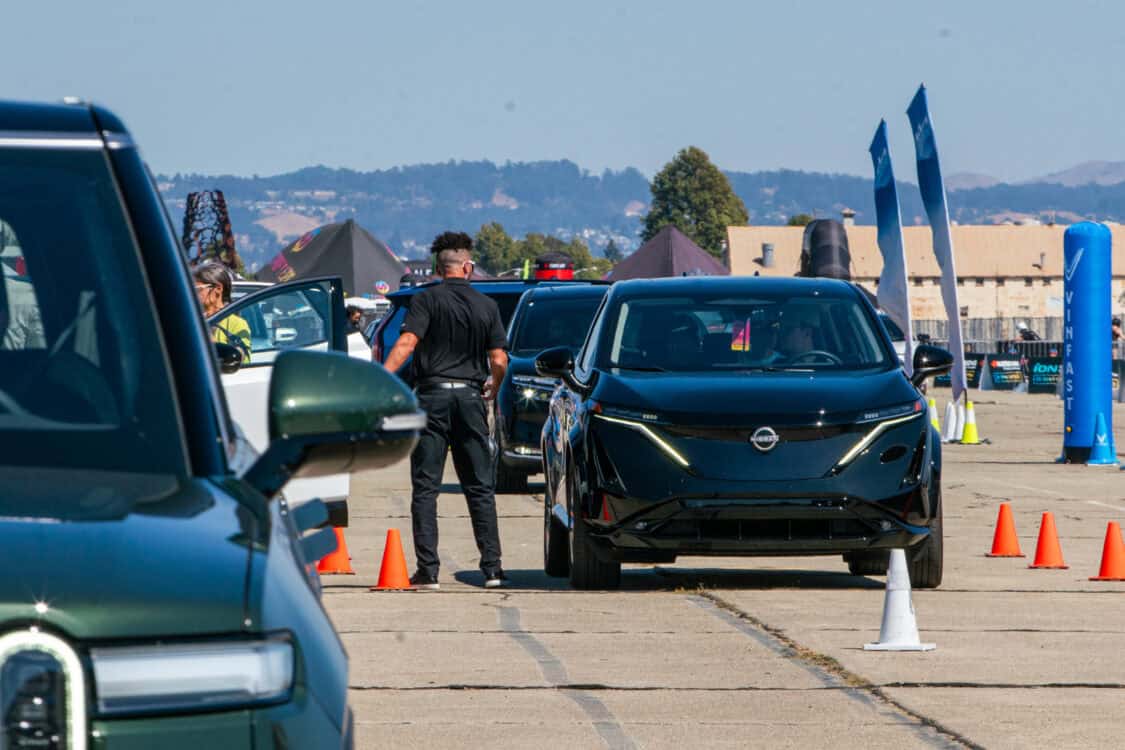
[483,570,507,589]
[409,572,440,591]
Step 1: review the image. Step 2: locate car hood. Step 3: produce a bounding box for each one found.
[0,468,256,640]
[593,368,918,425]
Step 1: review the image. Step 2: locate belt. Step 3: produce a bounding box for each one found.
[419,381,474,389]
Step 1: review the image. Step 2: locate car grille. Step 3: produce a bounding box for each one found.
[663,424,853,443]
[651,517,872,541]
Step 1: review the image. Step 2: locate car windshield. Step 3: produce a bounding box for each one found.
[0,147,185,473]
[601,291,894,373]
[511,296,602,356]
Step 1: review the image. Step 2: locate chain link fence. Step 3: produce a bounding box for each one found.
[914,316,1064,342]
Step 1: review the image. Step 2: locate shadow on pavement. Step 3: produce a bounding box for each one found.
[451,566,883,592]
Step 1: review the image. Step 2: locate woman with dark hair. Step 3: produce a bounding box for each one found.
[193,262,251,362]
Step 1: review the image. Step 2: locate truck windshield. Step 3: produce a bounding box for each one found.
[0,147,185,474]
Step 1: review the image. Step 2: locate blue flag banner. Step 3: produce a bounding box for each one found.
[869,120,914,377]
[907,85,967,399]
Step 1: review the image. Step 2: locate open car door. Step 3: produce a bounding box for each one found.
[209,276,351,524]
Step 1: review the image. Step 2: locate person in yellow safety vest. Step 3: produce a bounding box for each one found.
[193,262,251,363]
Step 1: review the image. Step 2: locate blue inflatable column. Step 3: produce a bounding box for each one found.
[1061,222,1114,463]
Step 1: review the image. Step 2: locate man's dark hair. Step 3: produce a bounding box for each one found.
[430,231,473,255]
[193,261,233,303]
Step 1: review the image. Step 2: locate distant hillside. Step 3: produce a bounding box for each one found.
[1030,161,1125,187]
[157,160,1125,272]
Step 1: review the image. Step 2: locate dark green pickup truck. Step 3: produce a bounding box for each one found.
[0,99,423,748]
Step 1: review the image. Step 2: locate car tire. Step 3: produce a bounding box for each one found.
[846,550,889,577]
[496,462,529,494]
[566,466,620,590]
[543,496,570,577]
[908,496,943,589]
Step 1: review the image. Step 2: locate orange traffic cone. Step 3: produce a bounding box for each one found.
[317,527,356,575]
[986,503,1024,557]
[1028,512,1068,569]
[370,529,412,591]
[1090,522,1125,581]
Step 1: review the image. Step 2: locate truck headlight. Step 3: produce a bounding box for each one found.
[90,638,294,716]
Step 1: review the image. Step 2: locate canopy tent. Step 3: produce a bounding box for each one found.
[255,219,407,297]
[798,219,852,280]
[608,225,728,280]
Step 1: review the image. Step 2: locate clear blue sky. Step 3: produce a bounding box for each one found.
[7,0,1123,181]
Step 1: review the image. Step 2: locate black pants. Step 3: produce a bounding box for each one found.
[410,385,502,579]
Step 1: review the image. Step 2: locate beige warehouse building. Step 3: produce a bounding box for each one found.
[726,223,1125,331]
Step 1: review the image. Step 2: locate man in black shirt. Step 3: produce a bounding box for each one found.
[383,232,508,589]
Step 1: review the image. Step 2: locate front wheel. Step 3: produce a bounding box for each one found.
[567,468,620,590]
[543,498,570,577]
[908,496,943,589]
[496,461,529,494]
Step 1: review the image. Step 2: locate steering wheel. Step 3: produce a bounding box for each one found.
[788,349,843,365]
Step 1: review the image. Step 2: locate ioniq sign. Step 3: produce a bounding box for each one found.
[750,426,780,452]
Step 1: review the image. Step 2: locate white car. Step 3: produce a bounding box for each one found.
[879,311,907,366]
[210,276,374,526]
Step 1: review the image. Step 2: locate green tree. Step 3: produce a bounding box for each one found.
[787,213,814,226]
[474,222,516,275]
[603,239,623,263]
[641,146,749,259]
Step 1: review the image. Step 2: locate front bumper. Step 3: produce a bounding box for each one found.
[586,493,931,562]
[501,447,542,469]
[90,699,347,749]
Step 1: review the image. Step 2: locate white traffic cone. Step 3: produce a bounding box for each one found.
[954,401,967,443]
[863,548,935,651]
[941,401,957,443]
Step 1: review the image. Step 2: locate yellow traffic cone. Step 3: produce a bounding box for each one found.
[960,401,981,445]
[927,397,940,433]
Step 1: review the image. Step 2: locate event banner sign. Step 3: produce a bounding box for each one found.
[1062,222,1113,461]
[981,354,1024,390]
[934,353,984,388]
[1028,357,1061,394]
[907,85,967,399]
[869,120,913,376]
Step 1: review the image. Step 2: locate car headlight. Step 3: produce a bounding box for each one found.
[90,638,294,716]
[592,407,690,470]
[512,375,555,402]
[834,400,925,470]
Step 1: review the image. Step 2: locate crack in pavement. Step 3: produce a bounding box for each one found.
[348,681,1125,691]
[691,592,980,750]
[495,605,637,750]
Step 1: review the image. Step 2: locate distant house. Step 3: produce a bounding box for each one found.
[727,222,1125,324]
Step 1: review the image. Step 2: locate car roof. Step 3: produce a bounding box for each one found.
[608,275,861,300]
[522,284,611,301]
[387,279,604,300]
[0,99,99,133]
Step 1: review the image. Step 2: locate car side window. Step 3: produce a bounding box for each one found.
[574,295,609,381]
[213,281,333,367]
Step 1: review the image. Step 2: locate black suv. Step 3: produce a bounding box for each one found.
[537,276,953,590]
[0,99,423,747]
[493,284,610,492]
[369,278,596,367]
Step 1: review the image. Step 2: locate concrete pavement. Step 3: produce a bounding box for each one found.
[326,390,1125,749]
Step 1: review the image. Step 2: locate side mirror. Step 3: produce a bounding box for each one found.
[535,346,585,391]
[911,344,954,387]
[214,342,243,374]
[245,350,426,498]
[535,346,575,378]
